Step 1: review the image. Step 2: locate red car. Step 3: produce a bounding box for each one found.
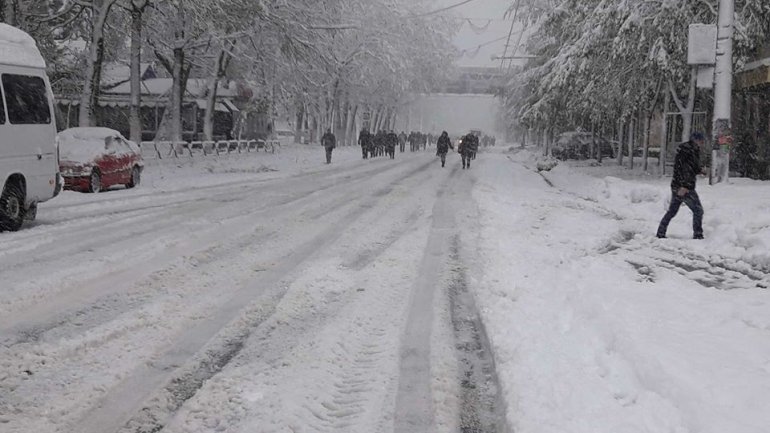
[57,127,144,193]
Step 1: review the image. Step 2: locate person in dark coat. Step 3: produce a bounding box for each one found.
[386,130,398,159]
[358,129,370,159]
[657,132,706,239]
[374,130,386,157]
[322,128,336,164]
[459,132,478,169]
[398,131,407,153]
[436,131,453,167]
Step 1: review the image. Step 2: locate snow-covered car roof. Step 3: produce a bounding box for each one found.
[0,24,47,69]
[57,127,125,163]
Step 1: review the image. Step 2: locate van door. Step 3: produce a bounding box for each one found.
[1,71,57,203]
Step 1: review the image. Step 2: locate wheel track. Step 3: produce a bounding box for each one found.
[65,156,437,433]
[0,159,401,262]
[0,158,420,325]
[448,235,505,433]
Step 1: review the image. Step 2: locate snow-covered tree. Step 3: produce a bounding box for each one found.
[505,0,770,166]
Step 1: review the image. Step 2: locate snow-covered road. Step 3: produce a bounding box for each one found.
[1,146,499,433]
[2,145,770,433]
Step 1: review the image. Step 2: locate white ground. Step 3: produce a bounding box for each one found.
[1,144,769,433]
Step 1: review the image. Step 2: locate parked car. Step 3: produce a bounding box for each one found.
[553,132,614,160]
[57,127,143,193]
[0,24,62,231]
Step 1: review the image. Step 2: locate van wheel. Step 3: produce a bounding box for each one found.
[89,170,102,193]
[126,166,141,189]
[0,183,25,232]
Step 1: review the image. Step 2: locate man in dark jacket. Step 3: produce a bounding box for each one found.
[322,128,336,164]
[358,129,370,159]
[436,131,453,167]
[657,132,706,239]
[386,131,398,159]
[459,132,478,169]
[398,131,407,153]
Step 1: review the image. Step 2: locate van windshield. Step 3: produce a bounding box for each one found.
[2,74,51,124]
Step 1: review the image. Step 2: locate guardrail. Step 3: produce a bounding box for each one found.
[139,139,280,160]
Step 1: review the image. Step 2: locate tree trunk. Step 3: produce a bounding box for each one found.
[346,104,357,147]
[2,1,17,26]
[79,0,116,127]
[203,41,234,142]
[643,113,651,172]
[129,1,147,143]
[371,109,379,133]
[310,115,318,144]
[616,120,624,166]
[681,69,697,143]
[669,67,697,144]
[594,125,604,164]
[294,105,304,144]
[627,117,635,170]
[660,90,671,173]
[170,46,184,142]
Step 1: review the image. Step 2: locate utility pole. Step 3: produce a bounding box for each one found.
[710,0,734,185]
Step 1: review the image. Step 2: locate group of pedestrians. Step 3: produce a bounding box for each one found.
[434,131,479,169]
[355,129,438,160]
[356,130,401,159]
[323,127,484,172]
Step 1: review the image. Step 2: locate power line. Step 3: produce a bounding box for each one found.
[499,0,522,69]
[410,0,480,18]
[457,28,527,52]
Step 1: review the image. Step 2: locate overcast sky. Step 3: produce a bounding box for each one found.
[437,0,527,68]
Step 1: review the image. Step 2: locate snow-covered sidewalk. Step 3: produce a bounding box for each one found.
[467,149,770,433]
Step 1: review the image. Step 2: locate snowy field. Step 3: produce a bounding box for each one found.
[1,144,769,433]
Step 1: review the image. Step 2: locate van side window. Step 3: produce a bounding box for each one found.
[0,84,5,124]
[1,74,51,125]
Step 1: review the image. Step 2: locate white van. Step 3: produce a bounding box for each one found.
[0,24,61,231]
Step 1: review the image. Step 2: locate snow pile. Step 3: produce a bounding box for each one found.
[468,149,770,433]
[57,128,122,163]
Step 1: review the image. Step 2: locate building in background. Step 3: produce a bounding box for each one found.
[56,62,270,142]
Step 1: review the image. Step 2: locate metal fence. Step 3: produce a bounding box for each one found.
[139,139,280,160]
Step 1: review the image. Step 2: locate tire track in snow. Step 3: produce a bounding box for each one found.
[448,236,505,433]
[394,164,464,431]
[0,157,432,433]
[0,159,400,262]
[0,158,410,330]
[66,157,437,433]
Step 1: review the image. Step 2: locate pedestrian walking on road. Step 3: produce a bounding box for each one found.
[459,132,478,169]
[436,131,453,168]
[398,131,407,153]
[358,128,371,159]
[656,132,706,239]
[322,128,336,164]
[386,130,398,159]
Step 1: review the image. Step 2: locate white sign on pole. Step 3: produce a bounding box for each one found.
[697,66,715,89]
[688,24,717,65]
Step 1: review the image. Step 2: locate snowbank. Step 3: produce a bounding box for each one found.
[469,149,770,433]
